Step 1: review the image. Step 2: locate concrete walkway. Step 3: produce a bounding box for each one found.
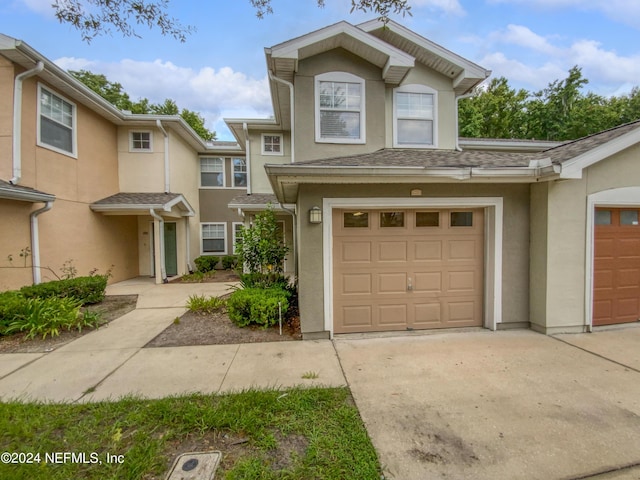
[0,278,346,403]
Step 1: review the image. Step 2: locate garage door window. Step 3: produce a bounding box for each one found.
[620,210,639,225]
[416,212,439,227]
[344,212,369,228]
[380,212,404,227]
[451,211,473,227]
[595,210,612,225]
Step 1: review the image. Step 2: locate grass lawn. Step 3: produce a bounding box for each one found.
[0,387,381,479]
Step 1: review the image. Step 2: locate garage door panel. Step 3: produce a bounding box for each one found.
[379,304,408,326]
[414,303,441,326]
[447,270,477,293]
[618,269,640,287]
[618,238,640,257]
[341,242,372,263]
[448,239,479,260]
[594,269,613,289]
[378,273,408,294]
[414,241,443,261]
[341,306,373,328]
[378,241,408,262]
[594,238,615,258]
[447,300,480,325]
[618,298,639,317]
[341,274,372,295]
[413,272,442,293]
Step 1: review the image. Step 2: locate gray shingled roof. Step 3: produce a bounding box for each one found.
[229,194,279,206]
[293,120,640,169]
[92,192,182,206]
[0,179,55,202]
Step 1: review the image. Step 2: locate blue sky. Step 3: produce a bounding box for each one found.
[2,0,639,140]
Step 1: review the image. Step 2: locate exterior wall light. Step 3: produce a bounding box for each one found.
[309,206,322,224]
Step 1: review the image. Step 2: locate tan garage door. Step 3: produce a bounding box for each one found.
[333,208,484,334]
[593,207,640,326]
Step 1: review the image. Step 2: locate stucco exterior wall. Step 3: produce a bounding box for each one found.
[0,57,14,181]
[249,131,292,194]
[538,143,640,333]
[0,200,35,290]
[117,127,165,192]
[296,183,530,336]
[529,182,549,330]
[294,48,386,162]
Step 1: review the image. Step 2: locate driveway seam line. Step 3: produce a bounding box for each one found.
[550,335,640,374]
[330,340,352,390]
[217,344,241,393]
[0,354,46,381]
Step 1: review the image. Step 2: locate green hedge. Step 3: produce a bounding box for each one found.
[19,275,108,305]
[0,291,23,334]
[221,255,238,270]
[194,256,219,273]
[227,287,290,328]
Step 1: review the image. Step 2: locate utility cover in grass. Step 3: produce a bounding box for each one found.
[165,451,221,480]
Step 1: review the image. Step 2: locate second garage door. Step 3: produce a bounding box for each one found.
[333,208,484,334]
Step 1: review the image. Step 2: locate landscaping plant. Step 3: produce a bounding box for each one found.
[227,287,289,328]
[235,206,288,276]
[194,255,219,273]
[186,294,226,315]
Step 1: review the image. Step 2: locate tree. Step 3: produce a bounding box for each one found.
[52,0,412,42]
[235,207,289,276]
[70,70,215,140]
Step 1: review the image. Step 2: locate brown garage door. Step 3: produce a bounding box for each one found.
[593,207,640,326]
[333,208,484,334]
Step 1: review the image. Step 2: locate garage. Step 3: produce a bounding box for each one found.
[593,207,640,326]
[333,208,484,333]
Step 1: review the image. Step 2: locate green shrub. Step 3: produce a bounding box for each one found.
[20,275,108,305]
[222,255,238,270]
[227,287,290,328]
[180,270,215,283]
[194,256,219,273]
[186,294,226,314]
[0,291,24,335]
[5,296,83,339]
[239,272,290,290]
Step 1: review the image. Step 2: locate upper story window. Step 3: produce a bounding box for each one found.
[315,72,366,144]
[262,134,283,155]
[232,158,247,188]
[130,131,152,152]
[393,84,437,148]
[200,157,224,187]
[38,85,76,156]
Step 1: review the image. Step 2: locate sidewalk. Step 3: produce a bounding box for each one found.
[0,278,346,403]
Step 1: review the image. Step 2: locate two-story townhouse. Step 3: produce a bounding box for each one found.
[229,20,640,340]
[0,34,245,289]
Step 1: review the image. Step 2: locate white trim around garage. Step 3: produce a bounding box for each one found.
[584,186,640,331]
[322,197,503,338]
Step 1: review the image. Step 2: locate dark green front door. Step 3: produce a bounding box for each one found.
[164,223,178,276]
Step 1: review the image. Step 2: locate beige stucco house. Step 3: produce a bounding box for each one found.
[0,34,245,289]
[2,20,640,340]
[226,20,640,339]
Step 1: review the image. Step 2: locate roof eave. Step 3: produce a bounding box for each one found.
[0,186,56,203]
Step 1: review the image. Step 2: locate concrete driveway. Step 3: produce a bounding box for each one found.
[334,327,640,480]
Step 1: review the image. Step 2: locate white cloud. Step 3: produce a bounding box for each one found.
[412,0,466,15]
[487,0,640,28]
[55,57,272,140]
[478,24,640,94]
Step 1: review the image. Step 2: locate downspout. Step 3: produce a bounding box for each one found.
[455,92,474,152]
[11,61,44,185]
[149,209,167,283]
[268,70,295,163]
[243,122,252,194]
[279,204,298,279]
[156,120,170,193]
[30,201,53,284]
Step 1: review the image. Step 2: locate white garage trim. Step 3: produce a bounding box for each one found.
[585,186,640,331]
[322,197,503,337]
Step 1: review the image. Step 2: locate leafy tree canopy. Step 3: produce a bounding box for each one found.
[70,69,215,141]
[459,67,640,141]
[53,0,411,42]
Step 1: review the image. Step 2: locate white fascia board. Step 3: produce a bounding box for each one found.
[270,20,414,69]
[0,187,55,203]
[560,127,640,179]
[164,195,195,216]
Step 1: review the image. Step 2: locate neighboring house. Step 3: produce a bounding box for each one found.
[0,33,244,290]
[225,20,640,339]
[3,20,640,341]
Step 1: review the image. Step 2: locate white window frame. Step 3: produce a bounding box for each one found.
[393,84,438,149]
[199,157,225,188]
[129,131,153,152]
[315,72,366,144]
[261,133,284,155]
[232,157,247,188]
[37,84,77,157]
[232,222,244,254]
[201,222,227,255]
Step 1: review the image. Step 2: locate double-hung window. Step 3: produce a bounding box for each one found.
[393,84,437,148]
[38,85,76,155]
[200,157,224,187]
[202,223,226,254]
[315,72,365,143]
[232,158,247,187]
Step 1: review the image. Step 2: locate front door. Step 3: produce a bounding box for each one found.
[164,222,178,277]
